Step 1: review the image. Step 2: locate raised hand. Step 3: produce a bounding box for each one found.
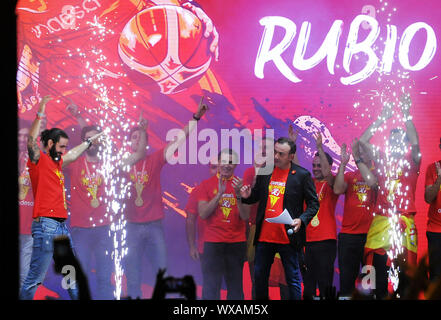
[231,176,243,196]
[239,184,252,199]
[313,131,323,150]
[288,124,299,143]
[380,101,394,121]
[88,131,106,145]
[351,138,361,160]
[38,95,52,113]
[66,97,80,117]
[340,143,350,166]
[194,96,209,120]
[218,176,227,196]
[138,110,148,130]
[399,92,412,115]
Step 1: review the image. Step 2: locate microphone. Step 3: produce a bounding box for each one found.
[287,223,300,235]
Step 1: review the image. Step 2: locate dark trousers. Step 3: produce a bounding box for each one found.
[303,239,336,299]
[254,242,302,300]
[338,233,367,296]
[372,252,389,299]
[200,242,246,300]
[427,231,441,282]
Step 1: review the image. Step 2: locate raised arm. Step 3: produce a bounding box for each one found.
[121,114,148,168]
[62,131,104,168]
[353,138,377,188]
[399,92,421,166]
[334,143,350,195]
[425,162,441,204]
[164,96,209,162]
[314,131,334,186]
[359,101,393,163]
[66,98,88,129]
[288,124,300,166]
[27,95,52,164]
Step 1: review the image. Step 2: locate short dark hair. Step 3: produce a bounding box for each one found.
[275,137,296,154]
[81,125,100,141]
[314,151,333,165]
[40,128,69,147]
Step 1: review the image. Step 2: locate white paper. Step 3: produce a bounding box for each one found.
[265,208,293,224]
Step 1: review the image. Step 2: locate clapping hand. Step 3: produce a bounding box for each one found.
[340,143,350,166]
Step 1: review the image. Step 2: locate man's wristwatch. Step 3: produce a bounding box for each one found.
[193,114,201,121]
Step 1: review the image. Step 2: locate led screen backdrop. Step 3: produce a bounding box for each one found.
[16,0,441,299]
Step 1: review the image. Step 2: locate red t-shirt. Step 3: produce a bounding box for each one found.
[306,179,338,242]
[27,150,68,219]
[243,166,258,225]
[258,167,290,244]
[185,184,206,253]
[425,160,441,233]
[340,170,374,234]
[68,157,110,228]
[19,153,34,234]
[198,174,246,243]
[375,152,420,216]
[127,148,166,223]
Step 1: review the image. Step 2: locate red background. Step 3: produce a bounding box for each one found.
[16,0,441,298]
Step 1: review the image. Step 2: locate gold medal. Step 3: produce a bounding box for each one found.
[83,159,102,208]
[135,197,144,207]
[311,182,326,228]
[132,161,147,207]
[18,185,29,201]
[311,214,320,227]
[18,173,30,201]
[91,198,100,208]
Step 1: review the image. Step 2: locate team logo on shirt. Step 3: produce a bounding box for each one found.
[268,182,285,208]
[218,194,236,221]
[352,181,370,206]
[81,168,103,208]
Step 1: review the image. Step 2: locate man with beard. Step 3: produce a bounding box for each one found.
[20,95,103,300]
[67,125,112,300]
[66,101,149,299]
[302,133,339,300]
